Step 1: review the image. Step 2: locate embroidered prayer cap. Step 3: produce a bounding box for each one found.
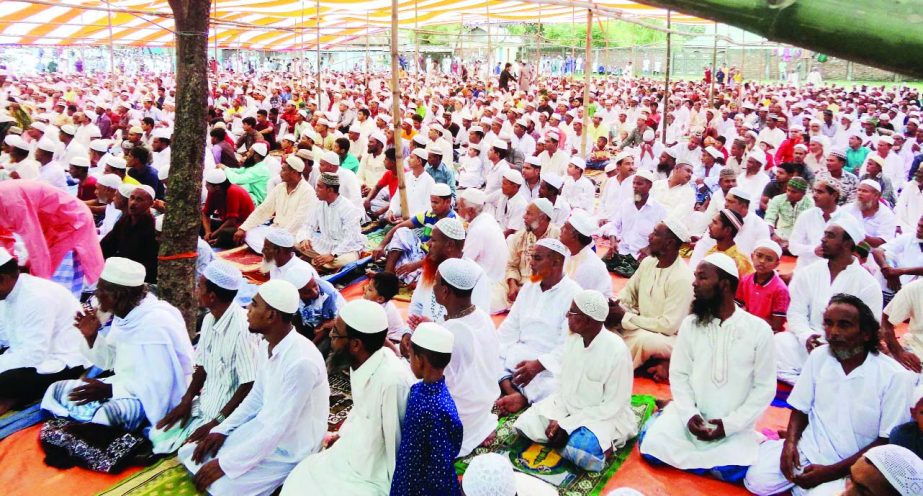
[746,152,767,167]
[0,247,13,266]
[634,169,656,184]
[69,156,90,168]
[864,444,923,496]
[859,178,882,193]
[532,198,555,219]
[251,142,268,157]
[118,183,135,198]
[340,299,388,334]
[460,188,487,206]
[434,217,466,241]
[431,183,452,197]
[815,176,842,196]
[257,279,299,314]
[569,156,587,170]
[265,227,295,248]
[98,174,122,189]
[412,322,455,354]
[462,453,517,496]
[535,238,568,257]
[204,260,243,291]
[320,172,340,186]
[295,148,314,161]
[100,257,146,287]
[788,176,808,192]
[663,216,691,243]
[867,154,886,167]
[702,252,739,280]
[829,148,848,160]
[540,172,564,191]
[285,155,306,173]
[502,169,524,185]
[567,209,597,238]
[36,138,57,153]
[574,289,608,322]
[753,239,783,259]
[438,257,480,290]
[320,150,340,166]
[828,215,866,245]
[728,186,752,203]
[718,166,737,179]
[203,166,229,184]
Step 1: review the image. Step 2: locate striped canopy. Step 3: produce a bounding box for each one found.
[0,0,705,50]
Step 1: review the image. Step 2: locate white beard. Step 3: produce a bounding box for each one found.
[259,259,276,274]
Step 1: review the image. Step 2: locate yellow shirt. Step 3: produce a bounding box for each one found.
[705,244,754,276]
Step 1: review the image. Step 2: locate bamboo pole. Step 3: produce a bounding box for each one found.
[212,0,218,66]
[661,10,671,146]
[390,0,409,218]
[581,9,592,157]
[315,0,321,96]
[301,0,305,71]
[537,5,542,76]
[485,2,492,84]
[709,21,717,107]
[414,0,420,74]
[365,11,370,86]
[105,0,115,87]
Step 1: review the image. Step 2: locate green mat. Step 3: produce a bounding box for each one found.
[455,394,657,496]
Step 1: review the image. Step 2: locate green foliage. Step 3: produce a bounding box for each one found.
[507,20,703,49]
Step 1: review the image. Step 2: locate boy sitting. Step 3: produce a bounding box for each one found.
[734,240,790,333]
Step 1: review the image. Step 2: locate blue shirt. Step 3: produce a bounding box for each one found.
[296,278,342,329]
[128,164,166,200]
[425,162,457,198]
[410,210,456,252]
[390,378,463,496]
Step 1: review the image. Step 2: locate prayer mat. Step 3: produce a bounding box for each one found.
[215,245,267,284]
[771,381,794,409]
[456,394,657,496]
[0,403,44,441]
[327,373,353,432]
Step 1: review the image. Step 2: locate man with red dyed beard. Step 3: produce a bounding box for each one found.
[494,238,582,415]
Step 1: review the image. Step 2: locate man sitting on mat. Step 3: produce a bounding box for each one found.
[297,172,366,271]
[514,290,637,472]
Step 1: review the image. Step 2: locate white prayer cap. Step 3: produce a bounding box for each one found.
[412,134,429,146]
[569,156,587,170]
[412,148,429,161]
[205,169,227,184]
[118,183,136,198]
[36,138,57,153]
[431,183,452,197]
[100,257,146,287]
[203,260,243,290]
[827,215,866,244]
[468,125,484,134]
[864,444,923,496]
[532,198,554,219]
[459,188,487,206]
[128,126,144,135]
[524,155,543,167]
[663,216,691,243]
[704,146,722,160]
[634,169,656,183]
[462,453,516,496]
[867,154,886,167]
[574,289,608,322]
[347,124,361,134]
[540,172,564,190]
[606,489,645,496]
[320,150,340,166]
[340,299,388,334]
[503,169,524,185]
[661,147,677,159]
[535,238,568,257]
[859,178,882,193]
[753,239,783,259]
[491,139,508,151]
[411,322,454,354]
[257,279,299,314]
[30,121,47,132]
[369,130,387,145]
[728,186,752,202]
[793,143,808,152]
[746,152,767,167]
[426,144,445,156]
[60,124,77,136]
[702,252,739,279]
[285,155,306,172]
[135,185,155,199]
[4,135,29,151]
[295,148,314,161]
[642,129,655,142]
[265,227,295,248]
[567,209,597,238]
[251,142,268,156]
[437,257,480,290]
[0,247,14,266]
[69,156,90,168]
[280,133,296,143]
[878,135,895,146]
[281,265,314,290]
[434,217,466,241]
[89,139,111,153]
[98,174,123,189]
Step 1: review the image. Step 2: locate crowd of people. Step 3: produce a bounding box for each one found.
[1,62,923,496]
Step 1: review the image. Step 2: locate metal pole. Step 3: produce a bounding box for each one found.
[315,0,321,97]
[581,9,592,157]
[212,0,219,67]
[709,21,718,107]
[414,0,420,74]
[301,0,305,72]
[390,0,409,217]
[661,10,671,146]
[366,11,370,86]
[486,1,492,85]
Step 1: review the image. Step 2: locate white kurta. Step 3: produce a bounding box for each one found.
[562,175,596,213]
[514,330,638,451]
[651,180,696,223]
[600,198,667,258]
[408,259,491,322]
[497,277,583,402]
[564,244,613,297]
[463,213,510,283]
[843,203,897,242]
[487,191,527,233]
[179,331,329,496]
[885,279,923,358]
[640,310,776,469]
[281,348,411,496]
[444,309,503,456]
[389,170,435,218]
[788,207,842,270]
[596,175,635,223]
[303,196,366,255]
[894,180,923,230]
[240,179,317,237]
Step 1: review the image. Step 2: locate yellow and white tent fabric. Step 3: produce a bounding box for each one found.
[0,0,704,50]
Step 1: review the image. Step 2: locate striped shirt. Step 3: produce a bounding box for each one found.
[195,304,259,419]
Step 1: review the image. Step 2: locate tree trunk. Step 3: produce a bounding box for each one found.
[161,0,210,336]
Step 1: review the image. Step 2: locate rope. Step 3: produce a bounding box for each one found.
[158,251,198,261]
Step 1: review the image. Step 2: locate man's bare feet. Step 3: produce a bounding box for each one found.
[495,393,528,416]
[646,360,670,383]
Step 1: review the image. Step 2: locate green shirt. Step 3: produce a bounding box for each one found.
[845,146,870,174]
[340,154,360,174]
[764,193,815,240]
[224,160,270,205]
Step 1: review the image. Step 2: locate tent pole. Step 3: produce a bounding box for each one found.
[315,0,321,97]
[459,13,464,62]
[414,0,420,74]
[581,8,592,157]
[301,0,305,72]
[537,4,542,77]
[390,0,409,218]
[212,0,218,67]
[571,4,576,78]
[661,10,671,146]
[486,2,492,85]
[106,0,115,86]
[366,11,370,87]
[709,21,717,107]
